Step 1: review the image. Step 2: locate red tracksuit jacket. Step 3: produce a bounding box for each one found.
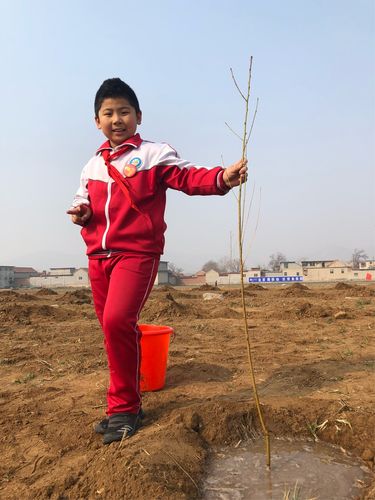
[72,134,229,257]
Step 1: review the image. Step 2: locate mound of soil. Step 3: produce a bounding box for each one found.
[35,288,58,296]
[358,287,375,297]
[0,290,20,301]
[0,303,72,324]
[334,283,375,297]
[59,289,92,304]
[0,291,41,304]
[335,282,353,290]
[15,292,39,302]
[268,365,326,391]
[281,283,311,297]
[287,282,309,291]
[294,302,333,318]
[141,294,204,322]
[0,291,38,303]
[209,305,242,319]
[246,284,267,291]
[197,284,220,291]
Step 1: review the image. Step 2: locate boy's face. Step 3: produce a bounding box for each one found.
[95,97,142,147]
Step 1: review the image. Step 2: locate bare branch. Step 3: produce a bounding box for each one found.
[230,67,247,101]
[241,181,256,246]
[246,97,259,146]
[244,186,262,263]
[225,121,243,141]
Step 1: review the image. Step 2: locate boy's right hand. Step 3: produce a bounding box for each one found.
[66,204,92,226]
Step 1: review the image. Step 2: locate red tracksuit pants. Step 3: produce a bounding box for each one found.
[88,253,160,415]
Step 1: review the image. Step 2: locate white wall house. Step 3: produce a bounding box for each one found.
[219,273,239,285]
[206,268,261,286]
[205,269,220,285]
[359,260,375,270]
[302,260,349,282]
[279,261,303,277]
[246,268,262,279]
[30,268,89,288]
[205,269,242,286]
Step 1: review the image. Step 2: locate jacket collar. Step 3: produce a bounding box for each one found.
[96,133,142,155]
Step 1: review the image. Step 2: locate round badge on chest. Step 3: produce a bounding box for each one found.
[123,164,137,178]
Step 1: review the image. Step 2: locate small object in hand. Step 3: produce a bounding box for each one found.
[123,164,137,178]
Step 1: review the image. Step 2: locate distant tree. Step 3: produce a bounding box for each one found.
[268,252,287,272]
[219,256,242,273]
[168,262,184,277]
[202,260,221,273]
[352,249,368,269]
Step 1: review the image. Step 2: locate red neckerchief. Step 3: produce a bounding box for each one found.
[96,133,142,157]
[98,134,143,215]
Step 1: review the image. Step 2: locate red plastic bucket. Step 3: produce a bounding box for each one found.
[139,324,174,392]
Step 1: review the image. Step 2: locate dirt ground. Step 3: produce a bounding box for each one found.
[0,282,374,499]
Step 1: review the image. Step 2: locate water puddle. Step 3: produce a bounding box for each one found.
[203,439,372,499]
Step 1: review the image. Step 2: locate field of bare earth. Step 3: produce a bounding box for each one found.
[0,282,374,499]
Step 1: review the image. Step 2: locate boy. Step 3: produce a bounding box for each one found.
[68,78,247,444]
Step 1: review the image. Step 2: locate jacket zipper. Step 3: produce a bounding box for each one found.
[101,181,112,250]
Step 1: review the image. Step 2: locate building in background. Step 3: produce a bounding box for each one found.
[201,259,374,286]
[154,261,178,285]
[179,271,206,286]
[13,267,38,287]
[0,266,14,288]
[27,261,176,288]
[301,260,334,269]
[359,260,375,270]
[30,268,90,288]
[1,258,374,289]
[302,260,350,282]
[279,261,303,277]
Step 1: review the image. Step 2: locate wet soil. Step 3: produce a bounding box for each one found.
[203,439,372,499]
[0,283,374,499]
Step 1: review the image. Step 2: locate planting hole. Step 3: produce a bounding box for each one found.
[203,438,371,499]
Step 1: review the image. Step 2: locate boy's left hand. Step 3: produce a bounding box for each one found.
[223,159,248,188]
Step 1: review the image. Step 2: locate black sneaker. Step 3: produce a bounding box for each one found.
[94,408,145,434]
[103,412,142,444]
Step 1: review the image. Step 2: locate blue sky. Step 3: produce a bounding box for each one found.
[0,0,374,273]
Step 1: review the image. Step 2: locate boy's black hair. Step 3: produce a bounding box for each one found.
[94,78,141,117]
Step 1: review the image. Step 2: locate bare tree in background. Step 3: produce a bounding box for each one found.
[168,262,184,277]
[219,256,242,273]
[352,249,368,269]
[268,252,287,272]
[201,260,221,273]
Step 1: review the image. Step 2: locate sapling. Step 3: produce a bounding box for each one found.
[227,57,271,466]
